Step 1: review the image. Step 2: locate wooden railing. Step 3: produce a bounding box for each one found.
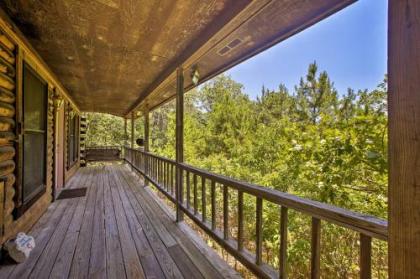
[85,146,122,162]
[124,147,388,279]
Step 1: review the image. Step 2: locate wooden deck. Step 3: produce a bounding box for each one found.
[0,164,240,279]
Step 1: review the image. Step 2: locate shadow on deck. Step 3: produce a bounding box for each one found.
[0,163,240,279]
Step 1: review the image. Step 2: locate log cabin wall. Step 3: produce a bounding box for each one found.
[0,13,80,245]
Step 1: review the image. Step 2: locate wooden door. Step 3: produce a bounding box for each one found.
[55,102,65,196]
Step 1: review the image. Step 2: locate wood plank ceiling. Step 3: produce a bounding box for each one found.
[0,0,355,117]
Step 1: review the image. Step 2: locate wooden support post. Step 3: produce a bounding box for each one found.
[144,109,149,152]
[144,109,149,186]
[131,112,135,149]
[124,118,127,146]
[175,67,184,222]
[389,1,420,278]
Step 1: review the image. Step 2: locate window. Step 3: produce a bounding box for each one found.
[68,110,79,167]
[22,62,47,207]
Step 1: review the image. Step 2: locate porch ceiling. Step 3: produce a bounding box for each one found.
[0,0,355,117]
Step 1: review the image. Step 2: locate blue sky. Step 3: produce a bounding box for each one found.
[225,0,388,99]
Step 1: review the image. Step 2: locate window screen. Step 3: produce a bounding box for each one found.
[22,63,47,203]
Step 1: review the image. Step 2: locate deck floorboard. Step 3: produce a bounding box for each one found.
[0,163,241,279]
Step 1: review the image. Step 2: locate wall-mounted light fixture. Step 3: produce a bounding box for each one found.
[53,91,64,109]
[191,65,200,86]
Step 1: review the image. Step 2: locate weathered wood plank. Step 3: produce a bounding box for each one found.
[168,244,204,279]
[108,167,145,279]
[121,164,229,279]
[110,166,165,279]
[49,168,93,279]
[111,165,182,279]
[69,168,99,278]
[388,0,420,277]
[88,166,107,278]
[103,165,126,279]
[29,198,79,278]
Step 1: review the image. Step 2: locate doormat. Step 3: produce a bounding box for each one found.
[57,188,87,200]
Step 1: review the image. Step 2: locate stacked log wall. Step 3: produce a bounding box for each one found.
[0,13,80,244]
[80,115,87,167]
[0,30,16,238]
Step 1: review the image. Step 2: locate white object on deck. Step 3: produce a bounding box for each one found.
[4,232,35,263]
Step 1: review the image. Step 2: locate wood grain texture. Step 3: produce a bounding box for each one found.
[1,165,237,279]
[388,1,420,278]
[360,234,371,279]
[175,67,184,222]
[311,218,321,279]
[279,206,288,279]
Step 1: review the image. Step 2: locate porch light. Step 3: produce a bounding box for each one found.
[53,92,64,109]
[191,66,200,85]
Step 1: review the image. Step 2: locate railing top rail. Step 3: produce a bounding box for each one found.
[125,146,176,164]
[86,145,122,149]
[124,147,388,240]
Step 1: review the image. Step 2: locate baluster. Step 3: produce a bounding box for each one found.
[311,217,321,279]
[223,185,229,240]
[160,160,163,185]
[186,171,191,209]
[158,160,160,182]
[280,206,288,279]
[151,157,154,179]
[193,174,198,215]
[202,177,206,222]
[238,190,244,251]
[211,181,216,230]
[153,158,156,179]
[360,234,372,279]
[166,162,169,191]
[168,163,171,192]
[156,159,159,184]
[171,164,175,195]
[179,168,184,206]
[256,197,263,265]
[151,157,155,179]
[148,156,151,177]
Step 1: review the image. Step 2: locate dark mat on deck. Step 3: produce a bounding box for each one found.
[57,188,87,200]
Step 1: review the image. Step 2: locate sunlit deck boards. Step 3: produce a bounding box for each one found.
[0,164,240,279]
